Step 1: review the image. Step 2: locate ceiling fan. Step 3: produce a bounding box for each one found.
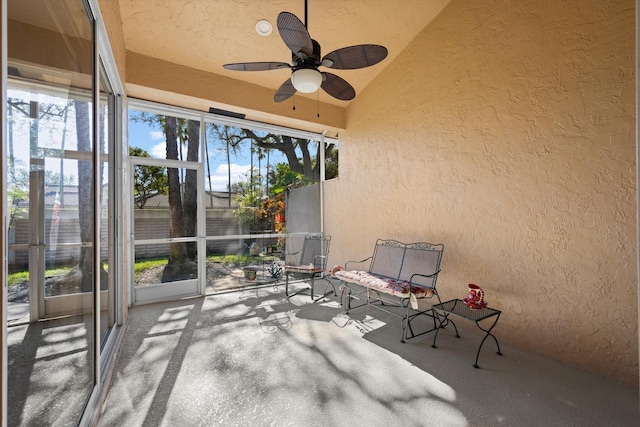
[223,5,388,103]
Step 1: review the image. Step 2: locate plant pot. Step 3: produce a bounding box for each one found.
[243,267,257,281]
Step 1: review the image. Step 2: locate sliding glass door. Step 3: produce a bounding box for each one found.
[5,0,121,424]
[129,108,205,304]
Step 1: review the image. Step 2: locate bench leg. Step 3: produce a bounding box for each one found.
[401,315,408,343]
[342,286,352,313]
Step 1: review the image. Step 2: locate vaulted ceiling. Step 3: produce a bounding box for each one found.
[8,0,451,132]
[117,0,450,108]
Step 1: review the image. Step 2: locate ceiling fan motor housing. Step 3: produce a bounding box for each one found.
[292,39,322,70]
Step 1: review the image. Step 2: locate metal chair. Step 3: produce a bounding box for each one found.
[284,233,334,301]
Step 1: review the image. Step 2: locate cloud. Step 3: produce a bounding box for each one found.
[150,142,166,158]
[149,131,164,140]
[207,163,251,191]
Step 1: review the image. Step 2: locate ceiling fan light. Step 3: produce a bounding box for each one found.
[291,68,322,93]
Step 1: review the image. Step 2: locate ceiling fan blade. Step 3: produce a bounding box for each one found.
[223,62,290,71]
[321,72,356,101]
[322,44,388,69]
[274,78,296,102]
[277,12,313,58]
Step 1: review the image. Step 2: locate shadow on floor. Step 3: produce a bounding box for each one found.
[98,280,639,427]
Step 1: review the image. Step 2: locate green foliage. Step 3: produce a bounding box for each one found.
[130,147,168,208]
[7,183,28,219]
[7,271,29,287]
[8,266,72,287]
[260,193,285,232]
[44,267,73,278]
[231,172,263,229]
[268,163,309,195]
[325,145,339,180]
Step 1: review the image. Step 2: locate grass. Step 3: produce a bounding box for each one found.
[207,254,281,264]
[134,258,167,280]
[9,255,284,285]
[8,266,73,287]
[132,255,281,281]
[7,271,28,287]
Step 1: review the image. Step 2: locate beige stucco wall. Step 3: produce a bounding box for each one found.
[124,52,346,136]
[98,0,127,82]
[324,0,637,385]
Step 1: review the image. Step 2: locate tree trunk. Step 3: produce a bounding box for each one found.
[75,100,94,292]
[163,116,192,282]
[183,119,199,260]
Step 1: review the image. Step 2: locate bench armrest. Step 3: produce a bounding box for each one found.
[410,270,440,282]
[409,270,441,294]
[345,256,373,271]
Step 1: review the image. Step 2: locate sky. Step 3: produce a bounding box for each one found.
[128,110,290,192]
[6,88,305,194]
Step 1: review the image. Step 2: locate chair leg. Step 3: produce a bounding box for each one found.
[323,277,337,298]
[285,272,291,296]
[310,275,315,297]
[287,272,334,302]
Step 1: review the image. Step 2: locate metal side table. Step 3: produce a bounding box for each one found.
[431,299,503,368]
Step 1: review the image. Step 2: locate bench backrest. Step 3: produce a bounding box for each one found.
[369,239,444,288]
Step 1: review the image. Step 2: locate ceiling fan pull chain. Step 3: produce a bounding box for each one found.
[317,91,320,118]
[293,95,296,111]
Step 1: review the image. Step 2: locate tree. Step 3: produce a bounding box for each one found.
[131,112,199,281]
[130,147,168,208]
[231,170,262,231]
[183,120,199,259]
[75,100,94,292]
[207,124,242,207]
[325,145,338,180]
[268,163,309,195]
[162,116,194,282]
[208,126,336,183]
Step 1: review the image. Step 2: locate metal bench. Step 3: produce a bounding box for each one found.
[331,239,444,342]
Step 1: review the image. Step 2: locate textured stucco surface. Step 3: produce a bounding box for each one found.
[324,0,637,385]
[116,0,450,108]
[124,52,346,136]
[98,0,127,83]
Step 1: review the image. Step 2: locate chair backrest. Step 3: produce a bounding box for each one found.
[299,233,331,270]
[369,239,444,288]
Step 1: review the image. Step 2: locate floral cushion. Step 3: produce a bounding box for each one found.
[330,265,435,299]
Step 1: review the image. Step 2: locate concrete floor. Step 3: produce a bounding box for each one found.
[98,281,639,426]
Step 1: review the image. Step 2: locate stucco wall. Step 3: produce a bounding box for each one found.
[97,0,127,83]
[324,0,637,384]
